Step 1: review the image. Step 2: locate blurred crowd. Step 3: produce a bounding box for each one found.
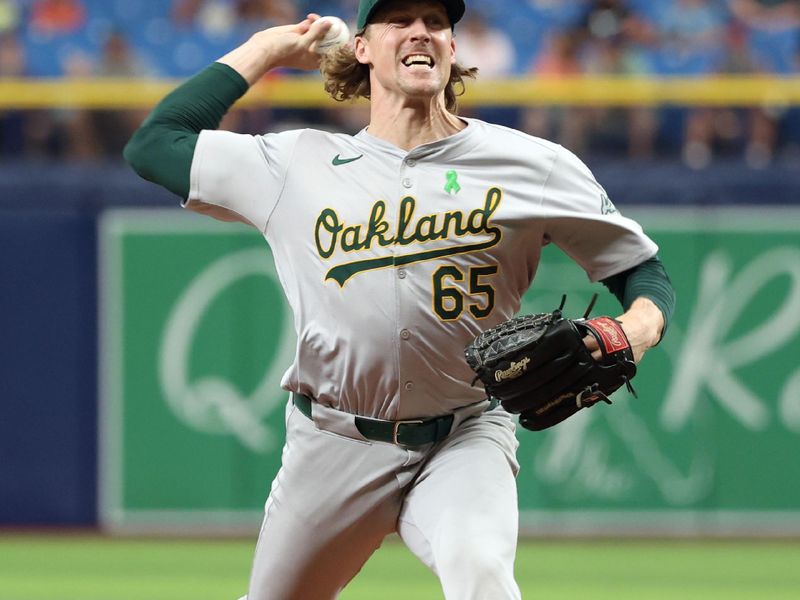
[1,0,799,167]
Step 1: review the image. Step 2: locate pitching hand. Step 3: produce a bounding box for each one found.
[218,14,335,84]
[256,14,336,70]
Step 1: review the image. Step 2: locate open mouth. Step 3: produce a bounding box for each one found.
[401,54,435,70]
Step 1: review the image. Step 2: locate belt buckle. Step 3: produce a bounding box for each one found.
[392,419,424,445]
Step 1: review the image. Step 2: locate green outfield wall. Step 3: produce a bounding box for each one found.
[99,207,800,535]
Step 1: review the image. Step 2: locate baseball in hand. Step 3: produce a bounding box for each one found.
[314,16,350,54]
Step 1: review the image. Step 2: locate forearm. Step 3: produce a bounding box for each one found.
[217,31,286,85]
[601,255,675,337]
[218,16,333,84]
[600,255,676,361]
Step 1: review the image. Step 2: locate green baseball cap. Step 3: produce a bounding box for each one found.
[356,0,466,31]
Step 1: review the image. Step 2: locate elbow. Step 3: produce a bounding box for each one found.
[122,121,195,199]
[123,126,151,178]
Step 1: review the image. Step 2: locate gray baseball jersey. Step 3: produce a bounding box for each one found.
[187,117,658,599]
[186,117,657,421]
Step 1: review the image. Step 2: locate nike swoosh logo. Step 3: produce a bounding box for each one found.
[332,154,363,166]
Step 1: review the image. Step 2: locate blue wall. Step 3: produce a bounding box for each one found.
[0,164,171,525]
[1,210,97,523]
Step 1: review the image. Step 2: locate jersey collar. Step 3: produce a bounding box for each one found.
[354,117,479,161]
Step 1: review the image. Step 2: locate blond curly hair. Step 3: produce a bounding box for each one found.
[320,42,478,113]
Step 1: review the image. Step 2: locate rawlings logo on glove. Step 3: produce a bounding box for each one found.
[464,295,637,431]
[495,357,531,382]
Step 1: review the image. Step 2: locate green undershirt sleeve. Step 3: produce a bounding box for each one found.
[600,255,676,339]
[123,62,250,199]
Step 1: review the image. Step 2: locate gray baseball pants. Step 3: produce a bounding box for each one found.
[241,397,522,599]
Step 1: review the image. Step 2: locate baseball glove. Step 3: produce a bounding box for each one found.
[464,295,637,431]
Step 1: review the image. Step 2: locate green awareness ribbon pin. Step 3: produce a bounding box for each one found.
[444,170,461,195]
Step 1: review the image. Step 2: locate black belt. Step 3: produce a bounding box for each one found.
[292,393,498,447]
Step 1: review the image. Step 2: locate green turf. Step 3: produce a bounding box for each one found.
[1,536,799,599]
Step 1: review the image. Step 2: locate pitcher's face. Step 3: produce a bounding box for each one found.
[356,0,456,102]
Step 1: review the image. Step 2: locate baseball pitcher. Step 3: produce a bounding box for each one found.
[124,1,676,598]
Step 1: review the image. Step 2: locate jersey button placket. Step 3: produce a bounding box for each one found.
[399,327,414,403]
[397,157,417,406]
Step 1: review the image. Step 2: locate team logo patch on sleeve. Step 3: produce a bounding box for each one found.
[600,193,619,215]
